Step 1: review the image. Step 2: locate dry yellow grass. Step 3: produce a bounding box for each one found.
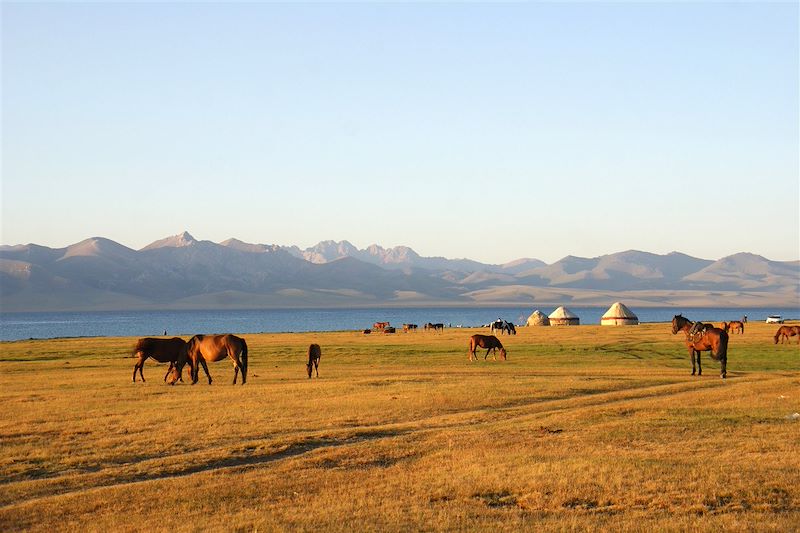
[0,322,798,531]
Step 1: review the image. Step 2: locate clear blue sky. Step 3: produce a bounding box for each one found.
[2,2,798,264]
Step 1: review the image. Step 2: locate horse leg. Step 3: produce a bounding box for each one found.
[200,359,212,385]
[136,356,147,383]
[696,350,702,376]
[229,348,243,385]
[164,362,174,382]
[133,354,145,383]
[315,359,319,377]
[720,356,727,379]
[689,347,697,376]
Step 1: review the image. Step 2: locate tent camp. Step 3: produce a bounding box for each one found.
[601,302,639,326]
[526,310,550,326]
[548,306,580,326]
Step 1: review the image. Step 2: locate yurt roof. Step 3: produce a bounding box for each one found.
[601,302,638,319]
[528,310,546,319]
[548,306,579,319]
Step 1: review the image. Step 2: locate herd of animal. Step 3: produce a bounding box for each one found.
[131,318,797,386]
[363,322,446,334]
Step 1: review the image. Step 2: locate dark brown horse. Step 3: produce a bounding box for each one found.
[169,334,248,385]
[671,315,729,378]
[403,323,418,332]
[132,337,188,383]
[425,322,444,332]
[725,321,744,334]
[469,334,507,361]
[307,344,321,378]
[774,325,800,344]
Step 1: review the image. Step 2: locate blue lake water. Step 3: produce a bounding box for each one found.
[1,306,797,341]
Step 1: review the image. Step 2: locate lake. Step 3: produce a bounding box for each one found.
[1,306,797,341]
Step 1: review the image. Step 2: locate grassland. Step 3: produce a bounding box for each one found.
[0,322,798,532]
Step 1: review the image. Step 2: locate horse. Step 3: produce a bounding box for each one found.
[403,323,418,332]
[491,320,517,335]
[428,323,444,332]
[169,334,248,385]
[671,315,728,378]
[132,337,188,383]
[307,344,321,378]
[373,322,389,331]
[774,325,800,344]
[468,334,507,361]
[725,321,744,334]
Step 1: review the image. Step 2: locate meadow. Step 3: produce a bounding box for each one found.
[0,321,798,532]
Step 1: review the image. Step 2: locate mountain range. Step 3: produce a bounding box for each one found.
[1,232,797,311]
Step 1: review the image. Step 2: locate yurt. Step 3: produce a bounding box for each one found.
[548,306,580,326]
[526,310,550,326]
[601,302,639,326]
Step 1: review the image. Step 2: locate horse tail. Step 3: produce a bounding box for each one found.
[240,338,248,382]
[714,330,729,362]
[132,338,146,357]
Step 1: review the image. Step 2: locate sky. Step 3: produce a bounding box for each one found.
[2,2,798,265]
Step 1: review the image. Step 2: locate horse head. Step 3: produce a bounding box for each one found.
[671,315,687,335]
[499,347,507,360]
[166,339,195,385]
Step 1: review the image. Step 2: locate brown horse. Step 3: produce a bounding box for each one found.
[774,325,800,344]
[132,337,188,383]
[671,315,729,378]
[373,322,389,331]
[307,344,321,378]
[469,334,507,361]
[725,321,744,334]
[169,334,248,385]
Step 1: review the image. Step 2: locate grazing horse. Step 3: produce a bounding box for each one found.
[725,321,745,334]
[469,334,507,361]
[774,325,800,344]
[373,322,390,331]
[671,315,728,378]
[491,320,517,335]
[307,344,321,378]
[169,334,248,385]
[425,323,444,332]
[403,323,418,332]
[132,337,187,383]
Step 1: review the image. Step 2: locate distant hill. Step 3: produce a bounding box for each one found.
[1,232,797,311]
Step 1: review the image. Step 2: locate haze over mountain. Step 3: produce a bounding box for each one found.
[1,232,797,311]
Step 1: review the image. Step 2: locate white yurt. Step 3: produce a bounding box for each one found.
[526,310,550,326]
[548,306,580,326]
[601,302,639,326]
